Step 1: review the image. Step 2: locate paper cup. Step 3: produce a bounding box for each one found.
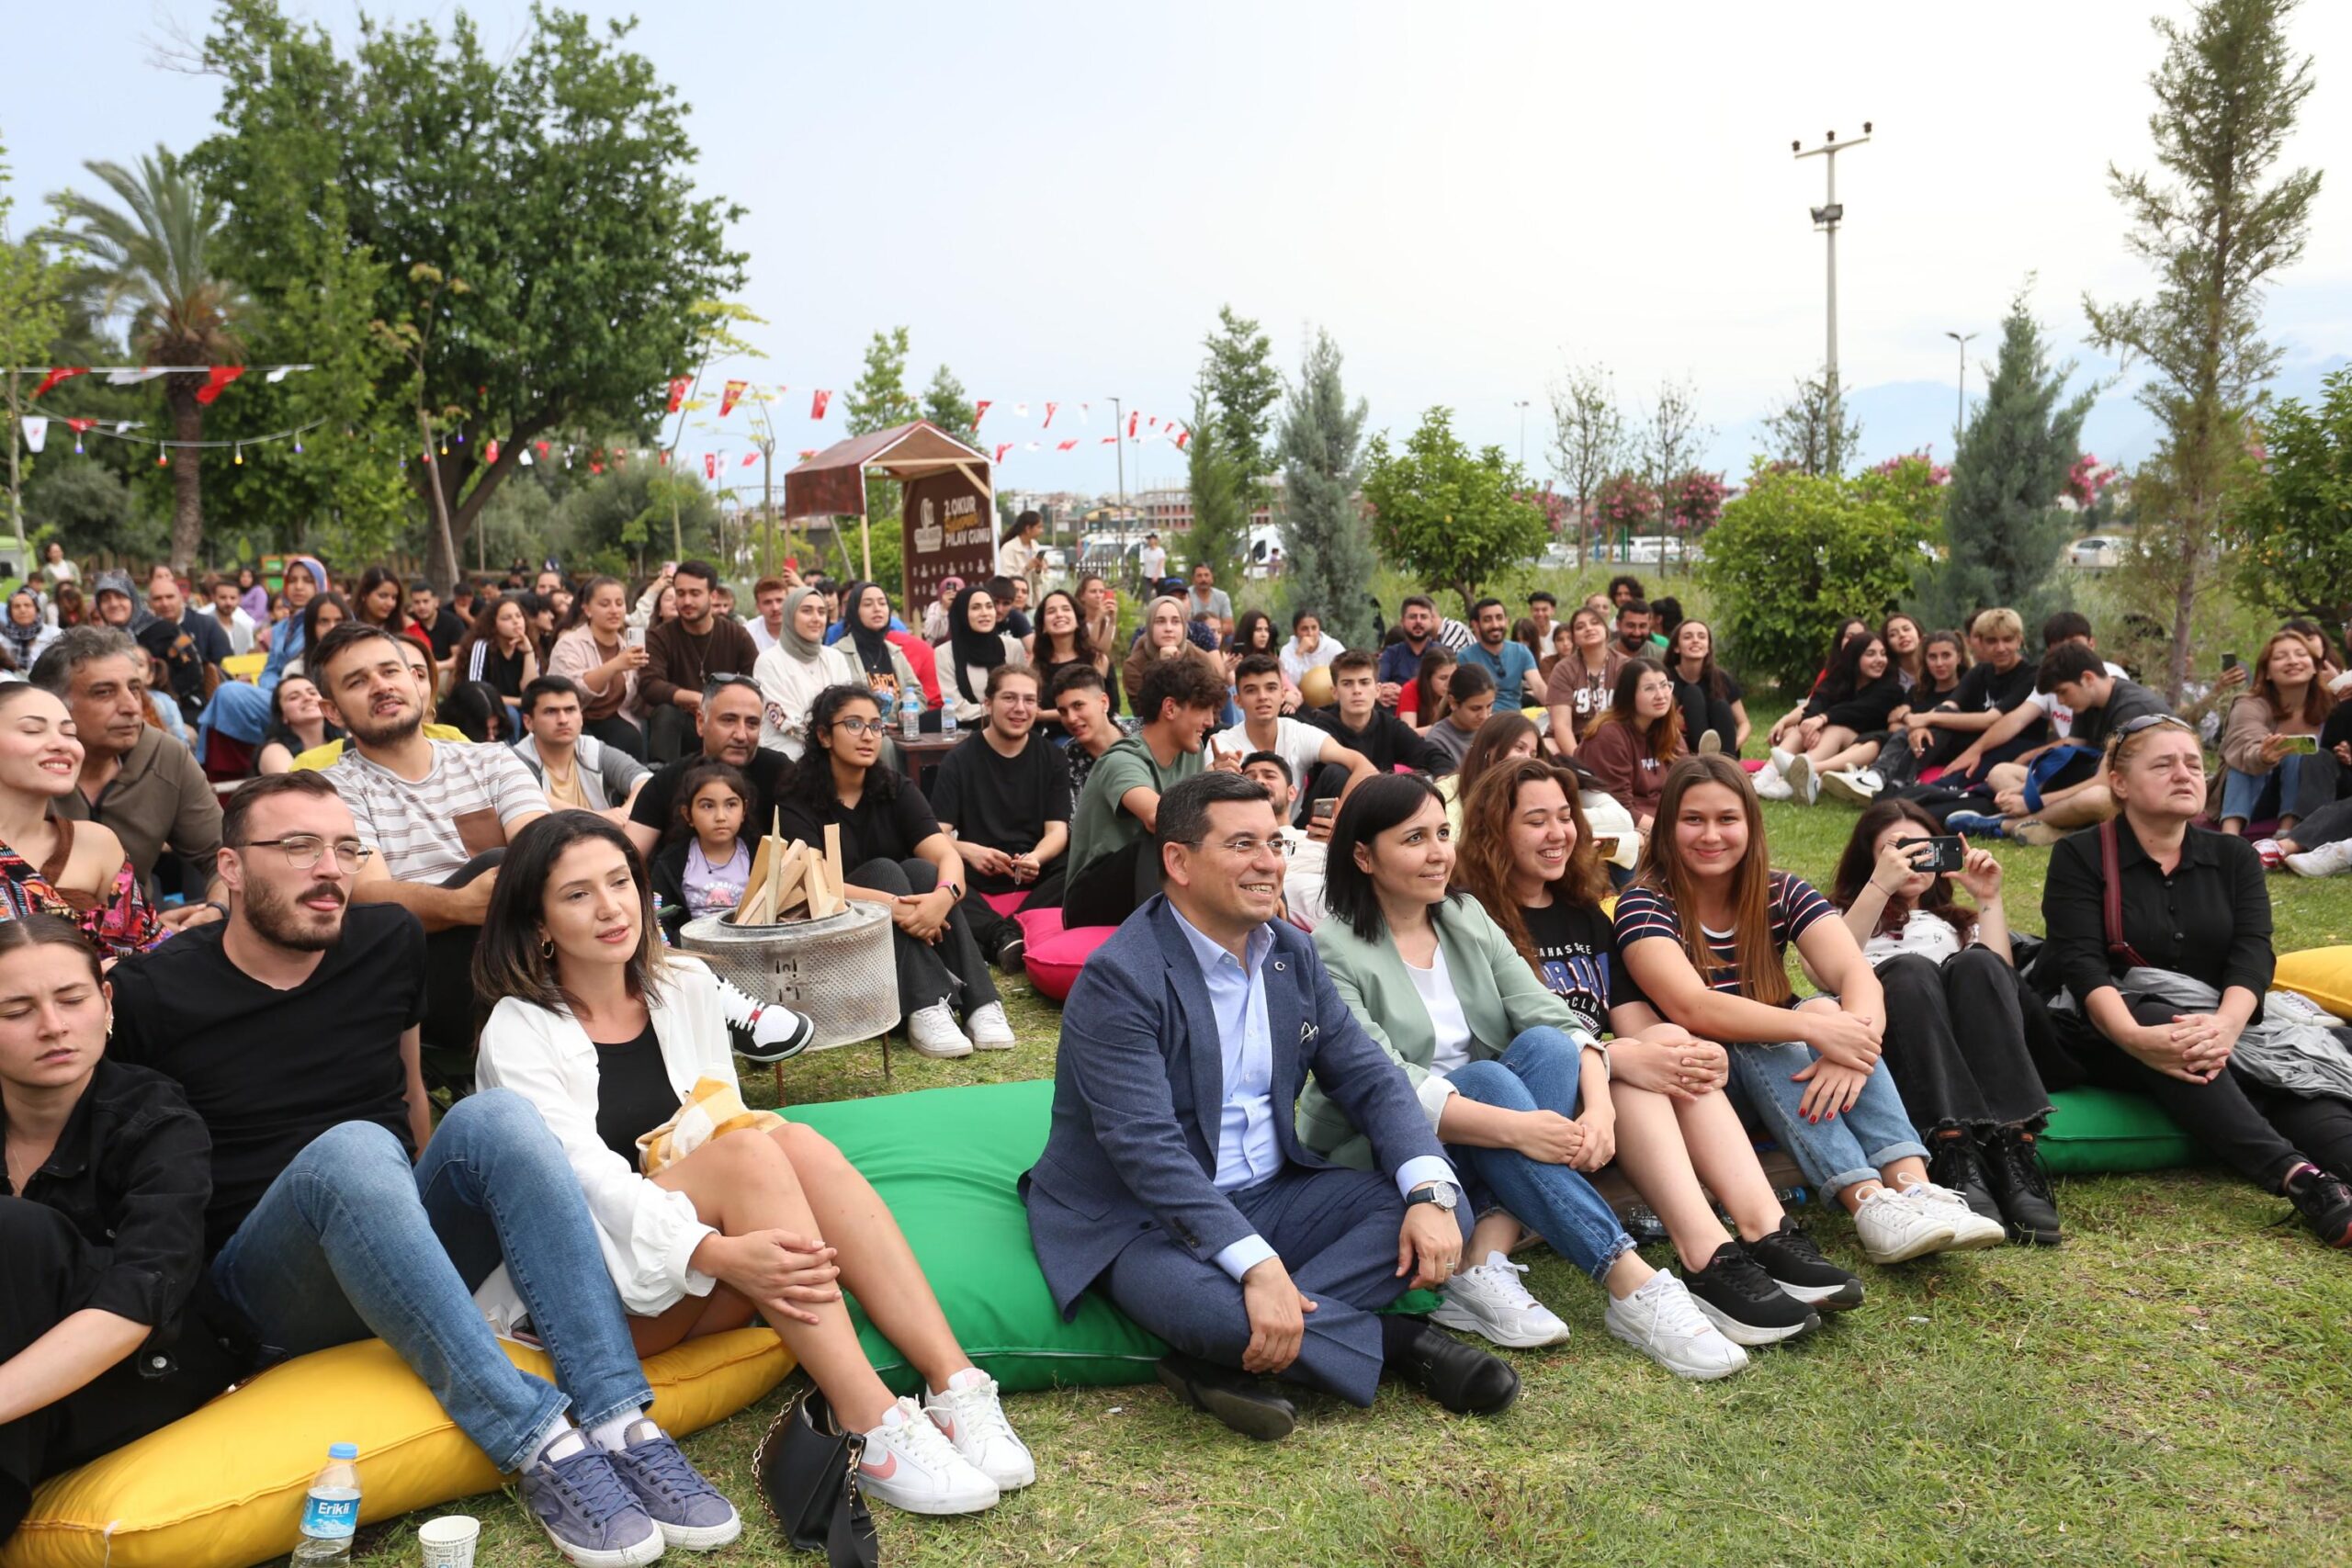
[418,1515,481,1568]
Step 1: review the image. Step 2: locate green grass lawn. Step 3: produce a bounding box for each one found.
[353,804,2352,1568]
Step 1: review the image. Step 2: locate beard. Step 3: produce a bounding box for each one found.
[343,700,423,748]
[243,875,347,953]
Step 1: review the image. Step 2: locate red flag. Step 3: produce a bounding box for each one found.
[1148,416,1159,429]
[810,389,831,420]
[797,448,818,459]
[720,379,747,417]
[704,453,718,479]
[970,400,991,431]
[30,367,87,399]
[667,378,690,412]
[1101,435,1116,445]
[1174,430,1192,450]
[193,366,245,406]
[741,451,757,467]
[1056,440,1078,452]
[1043,401,1057,428]
[993,444,1011,463]
[589,460,604,475]
[536,440,551,457]
[660,451,670,466]
[485,438,501,465]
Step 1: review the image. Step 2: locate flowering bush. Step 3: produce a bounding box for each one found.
[1668,468,1727,532]
[1870,448,1952,487]
[1591,470,1658,535]
[2064,451,2116,509]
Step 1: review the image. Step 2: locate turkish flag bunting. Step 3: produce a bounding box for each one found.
[30,367,87,399]
[658,452,668,466]
[720,380,747,417]
[1043,402,1057,428]
[1127,412,1137,438]
[704,453,718,479]
[667,378,691,412]
[1174,430,1192,449]
[810,389,832,420]
[536,441,552,457]
[742,452,757,467]
[193,367,245,406]
[970,400,990,430]
[1148,416,1159,429]
[1101,435,1116,445]
[590,461,604,475]
[993,444,1010,463]
[797,448,818,459]
[1056,440,1078,452]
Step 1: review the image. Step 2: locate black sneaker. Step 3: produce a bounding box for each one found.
[2282,1163,2352,1248]
[1983,1127,2063,1247]
[1742,1217,1865,1311]
[993,931,1026,972]
[1927,1133,2004,1229]
[1679,1240,1819,1346]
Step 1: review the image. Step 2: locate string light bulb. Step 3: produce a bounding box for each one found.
[233,445,244,466]
[294,437,303,454]
[157,452,168,467]
[438,441,448,456]
[73,433,84,454]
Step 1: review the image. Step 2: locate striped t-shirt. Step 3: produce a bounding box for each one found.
[1611,870,1833,998]
[327,740,548,883]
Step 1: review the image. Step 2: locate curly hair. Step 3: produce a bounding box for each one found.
[784,683,896,813]
[1452,759,1610,976]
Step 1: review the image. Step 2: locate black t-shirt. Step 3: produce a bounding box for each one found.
[594,1021,673,1165]
[107,903,429,1257]
[1520,898,1621,1036]
[928,730,1071,880]
[424,607,468,661]
[1945,659,2036,716]
[631,749,792,840]
[775,775,944,871]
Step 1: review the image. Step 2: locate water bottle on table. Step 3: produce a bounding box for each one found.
[899,683,922,740]
[292,1442,361,1563]
[940,701,956,739]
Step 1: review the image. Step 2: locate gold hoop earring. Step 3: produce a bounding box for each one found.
[539,938,555,959]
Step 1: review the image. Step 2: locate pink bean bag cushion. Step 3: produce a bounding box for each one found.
[982,890,1026,916]
[1014,906,1065,945]
[1023,924,1115,1001]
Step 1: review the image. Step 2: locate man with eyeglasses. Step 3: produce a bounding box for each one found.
[623,674,788,863]
[929,665,1069,970]
[1025,770,1516,1443]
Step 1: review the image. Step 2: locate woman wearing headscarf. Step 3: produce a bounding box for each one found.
[837,581,924,706]
[1118,594,1225,710]
[752,584,856,758]
[196,554,327,770]
[0,590,59,675]
[941,584,1026,728]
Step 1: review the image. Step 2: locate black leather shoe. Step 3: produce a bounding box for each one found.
[1155,1353,1297,1441]
[1983,1127,2064,1247]
[1384,1320,1520,1416]
[1928,1134,2004,1229]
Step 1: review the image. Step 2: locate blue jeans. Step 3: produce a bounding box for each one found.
[209,1089,652,1473]
[1726,1035,1929,1196]
[1443,1027,1634,1282]
[2221,757,2302,824]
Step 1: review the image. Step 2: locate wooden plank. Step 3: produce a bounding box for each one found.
[823,824,845,901]
[735,835,777,922]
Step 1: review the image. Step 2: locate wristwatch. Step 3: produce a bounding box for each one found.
[1405,1182,1457,1213]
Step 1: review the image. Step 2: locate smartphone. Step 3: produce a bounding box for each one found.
[1311,798,1338,822]
[1914,835,1966,874]
[2221,652,2241,671]
[1592,836,1621,860]
[626,626,647,649]
[2280,734,2321,755]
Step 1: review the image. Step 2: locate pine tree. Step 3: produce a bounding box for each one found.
[1912,291,2094,630]
[922,363,976,439]
[1185,372,1249,576]
[1276,328,1375,649]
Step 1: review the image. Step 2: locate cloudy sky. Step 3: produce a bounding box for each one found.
[10,0,2350,494]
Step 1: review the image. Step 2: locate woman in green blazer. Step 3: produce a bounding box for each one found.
[1302,774,1757,1381]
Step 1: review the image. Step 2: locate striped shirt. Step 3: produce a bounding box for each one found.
[326,740,548,883]
[1611,870,1833,997]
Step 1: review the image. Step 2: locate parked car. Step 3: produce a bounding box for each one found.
[2069,535,2128,570]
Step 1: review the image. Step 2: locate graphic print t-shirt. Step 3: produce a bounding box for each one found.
[1519,898,1620,1036]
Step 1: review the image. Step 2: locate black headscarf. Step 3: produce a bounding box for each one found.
[842,581,899,682]
[947,585,1010,700]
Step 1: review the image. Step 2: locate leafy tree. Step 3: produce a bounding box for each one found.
[2084,0,2319,698]
[46,145,253,571]
[2232,367,2352,628]
[1,139,69,551]
[25,461,159,561]
[922,364,977,440]
[1184,373,1249,574]
[1275,328,1375,649]
[1204,305,1280,478]
[1546,362,1624,569]
[1362,407,1547,614]
[1590,471,1657,555]
[193,1,748,591]
[842,326,918,583]
[1640,377,1710,571]
[1700,460,1926,690]
[1760,367,1863,478]
[1912,291,2094,630]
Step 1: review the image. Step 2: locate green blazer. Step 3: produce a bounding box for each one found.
[1300,894,1586,1169]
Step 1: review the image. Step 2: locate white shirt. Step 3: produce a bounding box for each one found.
[1280,635,1346,688]
[2029,660,2128,738]
[1000,537,1038,581]
[1138,545,1168,581]
[1863,907,1974,966]
[1405,945,1476,1080]
[1214,716,1330,786]
[753,641,857,759]
[210,605,257,656]
[1276,827,1329,931]
[748,617,784,655]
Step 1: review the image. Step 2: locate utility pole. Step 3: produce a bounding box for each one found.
[1108,395,1125,521]
[1793,123,1871,472]
[1514,399,1530,470]
[1944,331,1976,455]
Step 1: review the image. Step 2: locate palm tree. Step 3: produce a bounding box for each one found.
[48,146,252,571]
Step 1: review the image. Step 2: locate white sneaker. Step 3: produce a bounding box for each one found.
[905,1002,974,1059]
[1819,767,1883,807]
[1753,764,1794,801]
[1783,754,1818,805]
[2286,840,2352,878]
[966,1002,1016,1051]
[1770,746,1797,776]
[1902,1182,2007,1251]
[1604,1271,1749,1381]
[1851,1186,1961,1264]
[922,1369,1035,1492]
[858,1396,999,1516]
[1428,1250,1570,1348]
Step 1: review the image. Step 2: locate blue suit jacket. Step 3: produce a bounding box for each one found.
[1023,895,1447,1318]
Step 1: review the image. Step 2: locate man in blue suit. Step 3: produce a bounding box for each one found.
[1023,771,1519,1439]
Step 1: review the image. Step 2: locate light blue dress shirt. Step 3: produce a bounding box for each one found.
[1168,906,1456,1281]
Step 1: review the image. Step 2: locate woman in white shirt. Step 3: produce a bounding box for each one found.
[1279,609,1345,690]
[473,813,1034,1517]
[1827,800,2061,1245]
[752,586,854,758]
[997,513,1044,589]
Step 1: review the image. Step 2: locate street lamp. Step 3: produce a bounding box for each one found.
[1944,331,1977,452]
[1513,399,1530,470]
[1793,122,1872,471]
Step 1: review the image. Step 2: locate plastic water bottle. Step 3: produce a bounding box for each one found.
[940,701,957,739]
[899,683,922,741]
[291,1443,361,1564]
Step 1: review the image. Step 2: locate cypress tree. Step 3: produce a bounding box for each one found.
[1275,329,1375,649]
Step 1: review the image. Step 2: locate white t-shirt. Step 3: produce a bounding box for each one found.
[212,606,257,656]
[1280,636,1346,687]
[1000,537,1038,581]
[1862,907,1974,966]
[748,618,783,655]
[328,739,549,883]
[1138,545,1168,581]
[1275,826,1329,931]
[2029,660,2127,738]
[1215,716,1329,787]
[1407,944,1475,1080]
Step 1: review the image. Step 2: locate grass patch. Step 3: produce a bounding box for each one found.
[347,799,2352,1568]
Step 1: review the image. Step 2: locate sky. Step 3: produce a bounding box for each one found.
[8,0,2351,499]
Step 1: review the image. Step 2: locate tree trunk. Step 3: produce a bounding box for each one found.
[168,379,205,573]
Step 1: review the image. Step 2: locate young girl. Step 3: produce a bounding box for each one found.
[1775,632,1905,806]
[1542,607,1624,757]
[1613,753,1996,1266]
[1401,647,1457,733]
[1577,658,1682,837]
[653,762,754,920]
[1668,618,1747,757]
[1828,801,2061,1244]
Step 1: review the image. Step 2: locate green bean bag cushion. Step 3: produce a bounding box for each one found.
[783,1078,1439,1394]
[2037,1084,2199,1175]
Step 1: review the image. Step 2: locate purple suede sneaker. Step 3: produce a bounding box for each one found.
[519,1437,663,1568]
[604,1419,742,1551]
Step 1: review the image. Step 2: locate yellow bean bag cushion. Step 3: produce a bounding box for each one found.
[6,1329,792,1568]
[2275,946,2352,1018]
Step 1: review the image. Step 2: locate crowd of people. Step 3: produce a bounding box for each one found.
[5,527,2351,1561]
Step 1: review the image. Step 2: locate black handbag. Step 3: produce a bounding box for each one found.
[753,1382,879,1567]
